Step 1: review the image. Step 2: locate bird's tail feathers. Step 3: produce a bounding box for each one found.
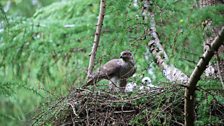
[84,74,102,87]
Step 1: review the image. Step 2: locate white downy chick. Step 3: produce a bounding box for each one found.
[140,77,158,91]
[125,82,137,92]
[142,77,157,87]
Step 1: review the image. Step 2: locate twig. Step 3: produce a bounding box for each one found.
[86,105,90,126]
[87,0,106,78]
[71,111,75,126]
[68,102,78,117]
[101,111,109,126]
[171,120,184,126]
[173,83,189,88]
[113,110,136,114]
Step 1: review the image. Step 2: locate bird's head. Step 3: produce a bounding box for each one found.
[120,51,134,62]
[141,77,152,85]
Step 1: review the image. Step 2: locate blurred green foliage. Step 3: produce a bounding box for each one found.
[0,0,223,125]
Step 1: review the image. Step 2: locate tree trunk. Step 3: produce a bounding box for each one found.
[184,27,224,126]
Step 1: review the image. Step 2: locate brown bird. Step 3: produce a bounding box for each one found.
[86,51,136,92]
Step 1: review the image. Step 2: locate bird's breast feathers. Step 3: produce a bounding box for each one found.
[96,58,135,79]
[119,62,136,78]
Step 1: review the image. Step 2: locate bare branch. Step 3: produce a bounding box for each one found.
[184,27,224,126]
[87,0,106,78]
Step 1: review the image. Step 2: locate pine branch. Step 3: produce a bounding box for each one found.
[184,26,224,126]
[87,0,106,78]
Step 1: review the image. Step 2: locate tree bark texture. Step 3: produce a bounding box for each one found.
[146,5,188,84]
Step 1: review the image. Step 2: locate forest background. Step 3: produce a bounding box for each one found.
[0,0,223,125]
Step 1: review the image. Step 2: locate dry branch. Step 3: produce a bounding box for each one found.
[87,0,106,78]
[184,27,224,126]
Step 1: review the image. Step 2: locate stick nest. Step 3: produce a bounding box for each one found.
[33,85,187,126]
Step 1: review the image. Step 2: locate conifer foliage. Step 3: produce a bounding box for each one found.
[0,0,223,125]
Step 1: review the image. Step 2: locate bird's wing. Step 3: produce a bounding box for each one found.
[86,59,122,86]
[96,59,122,79]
